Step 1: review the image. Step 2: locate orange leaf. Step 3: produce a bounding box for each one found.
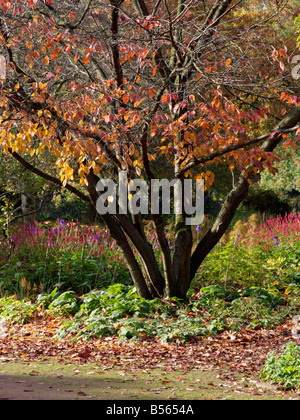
[82,56,90,64]
[161,94,169,104]
[50,48,59,60]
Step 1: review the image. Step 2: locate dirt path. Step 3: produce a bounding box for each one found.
[0,359,299,400]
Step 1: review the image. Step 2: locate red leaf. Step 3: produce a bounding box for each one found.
[105,114,115,123]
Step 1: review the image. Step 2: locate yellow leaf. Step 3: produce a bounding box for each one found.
[52,147,60,157]
[14,83,20,91]
[93,165,101,175]
[65,166,74,179]
[38,82,47,91]
[78,166,85,177]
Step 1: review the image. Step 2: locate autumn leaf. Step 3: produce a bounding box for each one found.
[280,92,289,102]
[225,58,232,68]
[50,48,59,60]
[82,56,91,64]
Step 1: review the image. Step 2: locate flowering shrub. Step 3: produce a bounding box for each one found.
[0,220,131,296]
[195,211,300,290]
[0,212,299,298]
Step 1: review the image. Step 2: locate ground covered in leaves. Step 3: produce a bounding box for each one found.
[0,314,299,400]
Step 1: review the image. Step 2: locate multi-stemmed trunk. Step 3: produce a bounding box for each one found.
[85,108,300,299]
[93,108,300,299]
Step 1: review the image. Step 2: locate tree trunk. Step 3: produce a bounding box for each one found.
[21,193,36,226]
[86,202,97,224]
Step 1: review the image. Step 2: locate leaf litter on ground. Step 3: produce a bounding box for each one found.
[0,313,297,372]
[0,314,300,399]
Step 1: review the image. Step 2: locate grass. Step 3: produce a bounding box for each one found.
[0,360,291,400]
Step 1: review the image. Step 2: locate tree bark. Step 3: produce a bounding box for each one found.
[21,193,36,226]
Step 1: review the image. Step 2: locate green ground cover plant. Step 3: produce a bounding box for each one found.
[261,342,300,390]
[0,282,298,345]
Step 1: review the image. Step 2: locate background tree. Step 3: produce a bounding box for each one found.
[0,0,299,299]
[0,149,56,226]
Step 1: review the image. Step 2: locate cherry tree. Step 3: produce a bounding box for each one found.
[0,0,299,298]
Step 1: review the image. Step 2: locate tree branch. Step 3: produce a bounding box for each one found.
[190,107,300,280]
[8,150,90,203]
[110,0,124,88]
[176,120,300,178]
